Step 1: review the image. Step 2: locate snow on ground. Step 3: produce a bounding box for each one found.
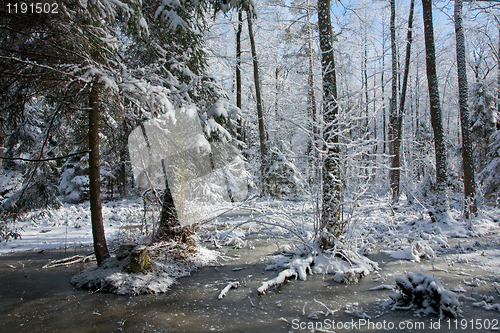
[71,241,219,295]
[1,196,500,295]
[0,199,144,254]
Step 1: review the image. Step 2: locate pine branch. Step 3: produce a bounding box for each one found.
[0,151,90,162]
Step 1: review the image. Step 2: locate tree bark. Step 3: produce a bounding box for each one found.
[381,18,387,155]
[236,9,243,143]
[391,0,415,203]
[306,3,317,132]
[389,0,399,203]
[363,35,369,132]
[119,118,128,198]
[0,134,4,172]
[88,83,110,266]
[306,1,319,185]
[318,0,342,249]
[247,11,268,195]
[157,166,180,240]
[422,0,452,221]
[454,0,477,218]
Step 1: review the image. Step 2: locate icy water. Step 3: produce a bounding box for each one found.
[1,238,500,332]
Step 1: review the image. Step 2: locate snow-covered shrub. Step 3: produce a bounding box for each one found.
[0,221,20,242]
[407,120,435,202]
[266,139,305,197]
[478,130,500,203]
[470,82,497,173]
[258,239,378,294]
[1,162,61,218]
[58,158,89,203]
[467,82,500,202]
[202,99,241,143]
[390,271,461,318]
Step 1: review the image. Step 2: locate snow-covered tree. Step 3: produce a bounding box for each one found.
[479,129,500,202]
[471,82,497,172]
[318,0,342,249]
[266,139,305,197]
[454,0,477,218]
[421,0,453,223]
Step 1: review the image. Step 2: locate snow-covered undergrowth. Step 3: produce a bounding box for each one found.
[0,199,145,254]
[358,200,499,264]
[71,242,218,295]
[2,195,499,298]
[390,271,461,318]
[473,300,500,312]
[258,248,378,294]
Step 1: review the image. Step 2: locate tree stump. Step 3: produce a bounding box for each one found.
[129,245,151,273]
[116,243,137,261]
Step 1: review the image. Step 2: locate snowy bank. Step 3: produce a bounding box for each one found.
[71,242,218,295]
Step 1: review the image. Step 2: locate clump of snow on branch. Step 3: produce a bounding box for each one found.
[472,301,500,312]
[258,268,297,295]
[390,271,461,318]
[218,281,239,299]
[208,100,240,120]
[202,100,241,142]
[382,240,435,262]
[258,242,378,295]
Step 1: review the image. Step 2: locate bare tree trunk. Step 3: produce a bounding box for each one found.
[364,37,369,132]
[422,0,452,222]
[275,67,280,115]
[119,117,128,198]
[0,134,4,172]
[318,0,342,249]
[247,11,268,195]
[373,69,377,152]
[396,0,415,202]
[236,9,243,143]
[389,0,399,203]
[454,0,477,219]
[307,2,317,137]
[381,19,387,155]
[306,1,318,184]
[391,0,415,203]
[88,83,110,266]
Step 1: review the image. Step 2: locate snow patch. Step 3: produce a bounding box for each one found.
[258,249,377,294]
[71,242,218,295]
[390,271,462,318]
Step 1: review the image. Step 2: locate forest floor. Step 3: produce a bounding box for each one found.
[1,196,500,332]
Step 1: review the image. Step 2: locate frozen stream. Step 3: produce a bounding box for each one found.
[1,236,500,332]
